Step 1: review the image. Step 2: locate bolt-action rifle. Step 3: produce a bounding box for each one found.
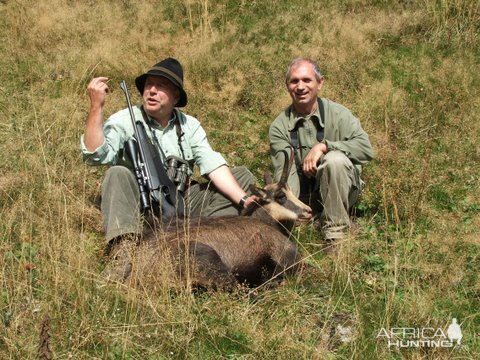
[119,80,185,218]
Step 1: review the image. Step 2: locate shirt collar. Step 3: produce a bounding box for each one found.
[287,99,324,131]
[144,109,177,130]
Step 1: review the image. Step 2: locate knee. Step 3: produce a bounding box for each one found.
[232,166,254,185]
[234,165,253,176]
[104,166,133,180]
[321,151,353,171]
[102,166,136,190]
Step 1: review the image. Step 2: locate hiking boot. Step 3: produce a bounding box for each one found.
[321,225,348,254]
[322,224,347,240]
[102,234,139,283]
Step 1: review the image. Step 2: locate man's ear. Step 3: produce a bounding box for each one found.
[317,76,325,91]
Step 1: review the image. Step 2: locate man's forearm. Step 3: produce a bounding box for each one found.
[208,165,246,206]
[84,105,105,152]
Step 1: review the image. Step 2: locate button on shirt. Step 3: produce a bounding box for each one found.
[80,105,227,176]
[288,106,324,162]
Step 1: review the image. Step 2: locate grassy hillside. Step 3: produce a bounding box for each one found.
[1,0,479,358]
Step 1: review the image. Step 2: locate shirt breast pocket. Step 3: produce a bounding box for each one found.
[181,144,193,161]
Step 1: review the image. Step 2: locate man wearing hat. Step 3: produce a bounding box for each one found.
[81,58,256,281]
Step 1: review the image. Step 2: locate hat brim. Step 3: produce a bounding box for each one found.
[135,72,188,107]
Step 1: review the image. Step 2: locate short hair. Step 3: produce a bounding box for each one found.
[285,58,323,83]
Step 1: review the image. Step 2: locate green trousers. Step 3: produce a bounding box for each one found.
[298,151,362,239]
[101,166,254,243]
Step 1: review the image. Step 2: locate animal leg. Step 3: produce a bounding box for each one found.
[270,238,302,278]
[189,243,238,290]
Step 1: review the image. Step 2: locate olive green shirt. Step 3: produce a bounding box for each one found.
[81,105,226,176]
[269,97,373,196]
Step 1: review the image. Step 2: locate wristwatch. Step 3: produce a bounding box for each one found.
[238,195,248,208]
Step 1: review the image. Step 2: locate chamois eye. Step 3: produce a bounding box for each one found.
[275,191,287,205]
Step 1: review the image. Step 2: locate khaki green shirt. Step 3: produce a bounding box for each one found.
[81,105,226,176]
[269,97,373,196]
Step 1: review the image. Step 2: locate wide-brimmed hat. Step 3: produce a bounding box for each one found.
[135,57,188,107]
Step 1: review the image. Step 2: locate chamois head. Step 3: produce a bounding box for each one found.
[243,148,313,225]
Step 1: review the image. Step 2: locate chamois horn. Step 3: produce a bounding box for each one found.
[277,146,294,188]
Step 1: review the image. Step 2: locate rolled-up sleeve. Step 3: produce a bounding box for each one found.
[80,108,134,166]
[80,136,112,165]
[185,115,226,175]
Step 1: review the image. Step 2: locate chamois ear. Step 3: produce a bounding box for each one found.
[263,172,273,185]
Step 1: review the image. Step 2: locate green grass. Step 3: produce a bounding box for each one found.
[1,0,479,359]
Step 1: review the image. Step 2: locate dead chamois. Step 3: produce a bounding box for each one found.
[112,149,313,290]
